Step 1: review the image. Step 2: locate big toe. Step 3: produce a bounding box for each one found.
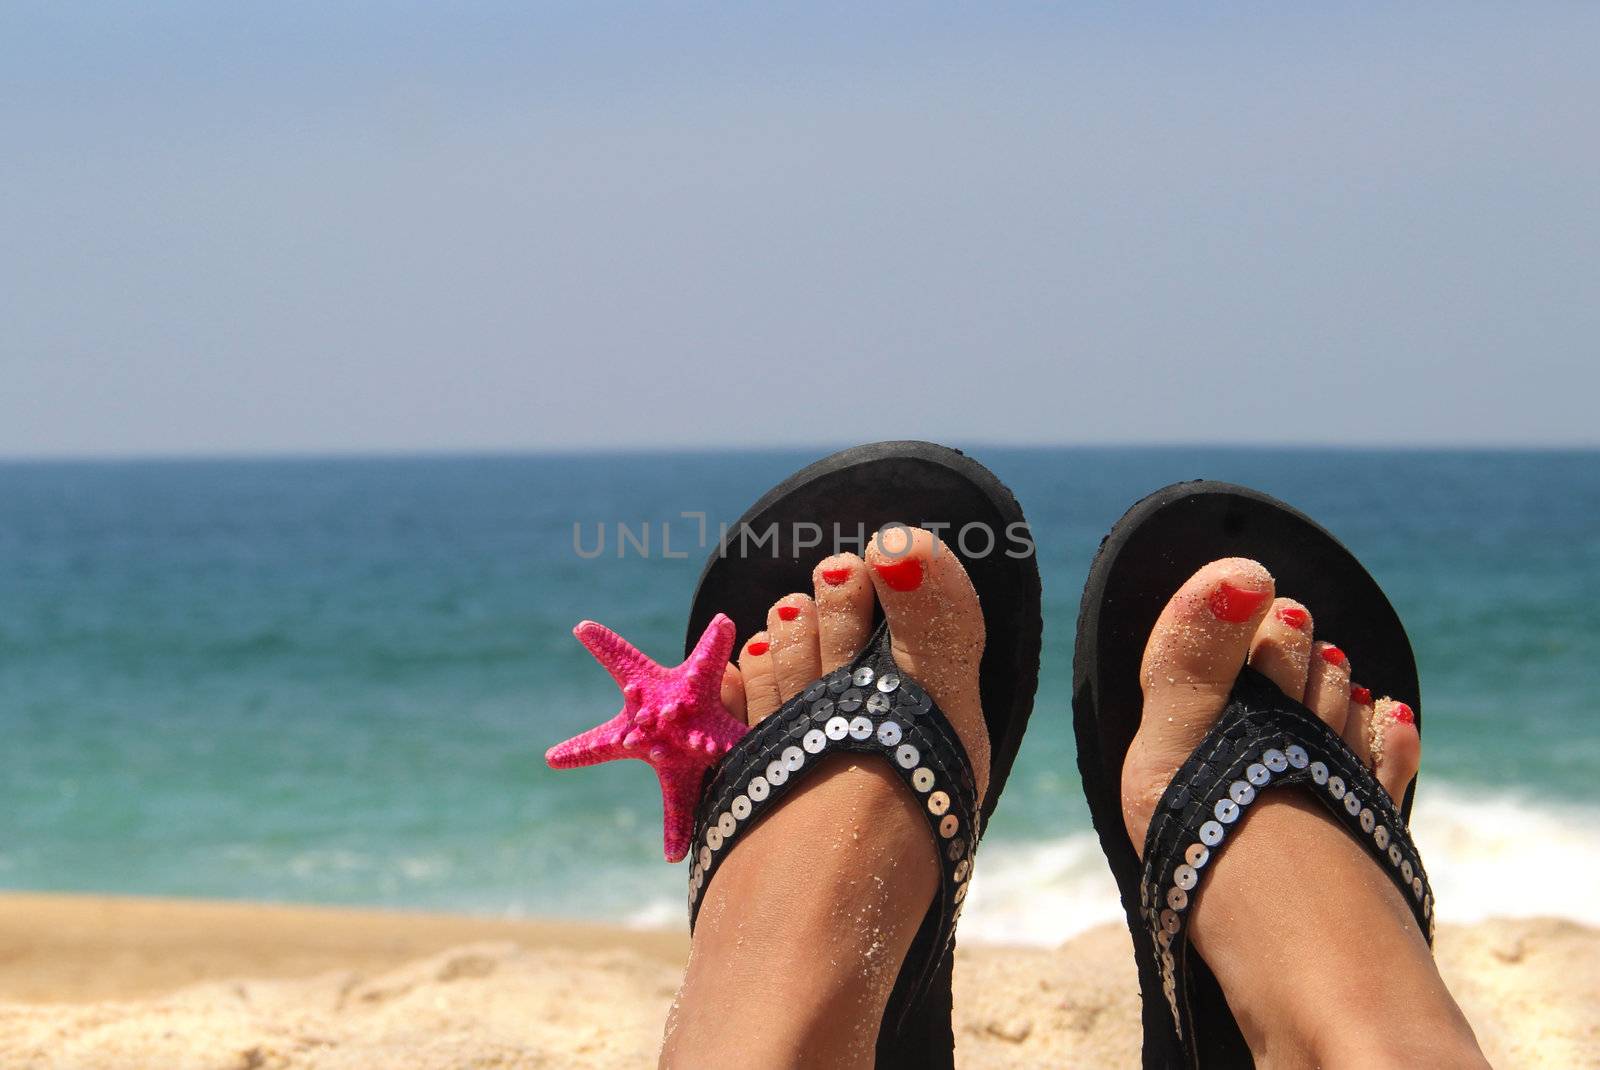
[1125,558,1275,846]
[865,525,989,801]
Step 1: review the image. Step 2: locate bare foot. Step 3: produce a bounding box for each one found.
[662,527,989,1069]
[1121,558,1486,1069]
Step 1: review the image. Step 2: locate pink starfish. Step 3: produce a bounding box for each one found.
[546,613,749,862]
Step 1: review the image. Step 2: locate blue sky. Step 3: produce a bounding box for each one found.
[3,5,1597,456]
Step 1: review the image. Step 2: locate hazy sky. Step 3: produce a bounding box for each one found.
[3,5,1597,457]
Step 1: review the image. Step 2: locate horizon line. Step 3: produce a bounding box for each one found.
[1,439,1597,465]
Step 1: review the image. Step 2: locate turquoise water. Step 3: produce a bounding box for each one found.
[2,449,1597,938]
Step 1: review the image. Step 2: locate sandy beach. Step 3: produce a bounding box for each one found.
[0,894,1594,1068]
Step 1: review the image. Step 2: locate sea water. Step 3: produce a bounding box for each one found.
[1,448,1596,944]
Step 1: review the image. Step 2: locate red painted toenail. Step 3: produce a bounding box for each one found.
[1319,645,1347,667]
[820,567,852,586]
[1276,606,1309,630]
[776,605,800,621]
[1350,685,1373,705]
[1391,702,1415,725]
[874,558,924,592]
[1208,582,1269,623]
[745,640,769,656]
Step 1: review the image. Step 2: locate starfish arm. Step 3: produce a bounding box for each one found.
[573,620,660,689]
[657,766,699,863]
[545,714,631,769]
[684,613,739,707]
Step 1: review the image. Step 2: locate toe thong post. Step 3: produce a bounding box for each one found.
[1142,667,1435,1065]
[687,622,980,1038]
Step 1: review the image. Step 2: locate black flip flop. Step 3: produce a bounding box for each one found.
[685,441,1042,1070]
[1073,481,1434,1069]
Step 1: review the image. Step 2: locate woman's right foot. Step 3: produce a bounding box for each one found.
[1122,558,1489,1069]
[661,526,991,1069]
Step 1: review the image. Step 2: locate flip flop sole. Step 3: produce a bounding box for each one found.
[1073,480,1421,1069]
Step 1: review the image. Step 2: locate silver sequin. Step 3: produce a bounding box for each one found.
[1229,780,1256,806]
[896,744,921,769]
[1388,844,1403,866]
[1412,876,1424,899]
[1264,748,1288,773]
[877,673,900,692]
[1285,744,1310,769]
[781,746,805,772]
[866,692,891,715]
[1214,798,1241,824]
[748,776,770,802]
[1310,761,1329,785]
[731,795,752,820]
[1247,762,1271,787]
[848,716,873,740]
[1401,859,1414,883]
[940,814,959,838]
[1360,808,1376,833]
[928,791,950,815]
[717,812,736,837]
[698,846,711,869]
[1344,792,1361,816]
[954,858,970,882]
[824,716,850,741]
[1327,775,1346,800]
[1185,843,1210,869]
[1160,908,1181,934]
[853,667,876,687]
[911,767,935,792]
[802,729,827,754]
[1167,887,1189,911]
[1174,864,1198,891]
[837,688,864,713]
[706,827,723,851]
[810,698,835,720]
[876,721,902,747]
[1374,825,1390,849]
[1199,820,1225,846]
[766,761,788,787]
[1157,928,1172,949]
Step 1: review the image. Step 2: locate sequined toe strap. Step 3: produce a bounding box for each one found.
[1140,667,1434,1064]
[687,623,980,1012]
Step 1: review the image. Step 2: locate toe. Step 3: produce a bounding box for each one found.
[865,525,990,799]
[1140,558,1275,722]
[1247,598,1314,699]
[1303,641,1352,734]
[1372,698,1420,800]
[812,553,874,672]
[767,594,821,702]
[738,631,781,724]
[720,662,747,724]
[1343,682,1375,765]
[1124,558,1274,848]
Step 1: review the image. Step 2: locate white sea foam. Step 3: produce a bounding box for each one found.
[613,788,1600,944]
[958,786,1600,946]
